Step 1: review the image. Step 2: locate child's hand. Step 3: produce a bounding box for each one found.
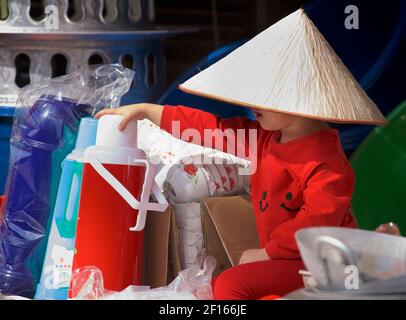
[375,222,401,236]
[95,103,164,131]
[239,248,270,265]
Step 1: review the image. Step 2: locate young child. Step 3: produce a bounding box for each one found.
[96,9,387,299]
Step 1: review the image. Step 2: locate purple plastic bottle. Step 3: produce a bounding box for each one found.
[0,95,92,297]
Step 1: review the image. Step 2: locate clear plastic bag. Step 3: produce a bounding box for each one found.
[0,64,135,298]
[174,203,206,270]
[163,256,216,300]
[162,154,251,205]
[71,256,217,300]
[17,64,134,114]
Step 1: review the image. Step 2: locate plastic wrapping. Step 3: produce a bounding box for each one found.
[163,155,250,205]
[16,64,134,114]
[0,64,135,297]
[34,118,98,300]
[174,203,206,270]
[136,118,251,192]
[70,256,216,300]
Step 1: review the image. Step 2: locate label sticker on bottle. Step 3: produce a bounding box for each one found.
[51,245,74,289]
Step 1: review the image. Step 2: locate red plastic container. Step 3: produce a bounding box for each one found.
[72,163,146,291]
[70,115,168,296]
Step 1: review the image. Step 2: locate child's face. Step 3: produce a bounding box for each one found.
[251,108,296,131]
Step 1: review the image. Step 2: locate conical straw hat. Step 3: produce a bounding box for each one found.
[179,9,387,125]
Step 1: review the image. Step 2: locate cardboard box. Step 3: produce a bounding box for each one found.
[143,194,259,286]
[201,195,259,276]
[142,206,181,288]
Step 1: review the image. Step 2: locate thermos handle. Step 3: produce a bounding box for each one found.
[131,158,169,231]
[88,152,169,232]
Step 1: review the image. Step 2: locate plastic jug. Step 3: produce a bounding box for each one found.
[35,118,98,300]
[0,95,92,297]
[70,115,168,294]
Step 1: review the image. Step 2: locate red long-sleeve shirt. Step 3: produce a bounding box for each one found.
[161,105,357,260]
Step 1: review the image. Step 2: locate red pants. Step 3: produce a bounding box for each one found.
[213,259,305,300]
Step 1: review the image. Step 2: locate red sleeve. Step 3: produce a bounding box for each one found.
[160,105,261,155]
[265,161,355,260]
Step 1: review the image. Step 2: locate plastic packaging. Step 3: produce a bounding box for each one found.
[163,156,250,205]
[0,64,135,297]
[70,256,216,300]
[136,118,251,191]
[174,203,206,270]
[71,115,168,295]
[35,118,98,300]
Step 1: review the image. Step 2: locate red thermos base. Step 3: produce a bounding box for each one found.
[71,163,145,294]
